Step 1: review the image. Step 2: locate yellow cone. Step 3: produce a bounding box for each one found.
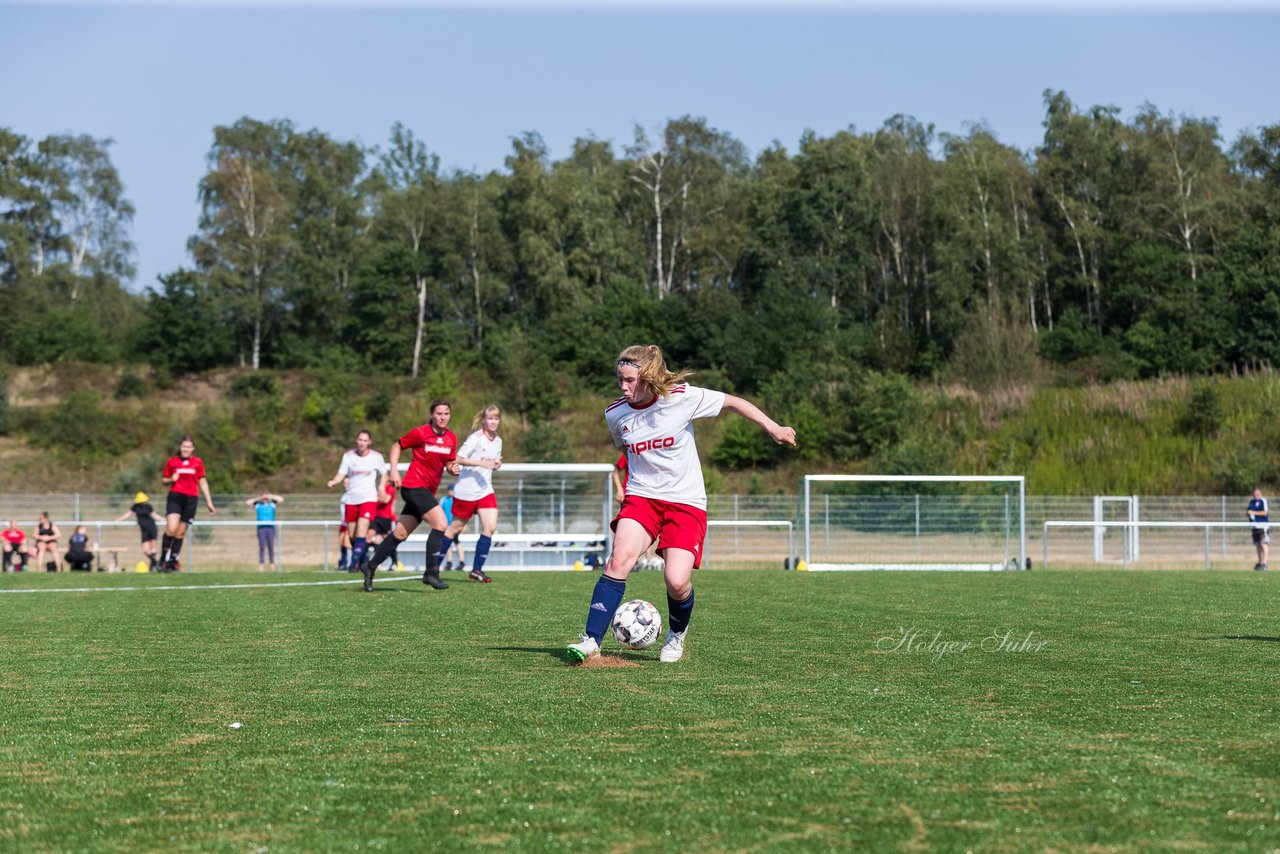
[796,560,808,572]
[572,560,584,572]
[134,561,150,573]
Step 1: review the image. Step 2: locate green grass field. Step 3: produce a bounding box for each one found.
[2,568,1279,851]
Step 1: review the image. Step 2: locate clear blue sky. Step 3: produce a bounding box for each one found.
[2,2,1277,289]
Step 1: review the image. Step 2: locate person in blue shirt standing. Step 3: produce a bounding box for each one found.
[247,492,285,572]
[1247,488,1269,571]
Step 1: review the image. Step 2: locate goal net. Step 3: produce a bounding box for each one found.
[398,462,615,570]
[802,475,1026,571]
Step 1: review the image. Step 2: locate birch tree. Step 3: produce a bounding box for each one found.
[191,119,293,370]
[372,123,441,378]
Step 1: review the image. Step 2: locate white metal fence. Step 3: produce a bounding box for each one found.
[0,493,1269,571]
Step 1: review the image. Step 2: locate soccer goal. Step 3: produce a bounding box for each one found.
[399,462,615,570]
[802,474,1027,571]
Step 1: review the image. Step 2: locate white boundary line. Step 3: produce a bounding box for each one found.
[0,574,426,594]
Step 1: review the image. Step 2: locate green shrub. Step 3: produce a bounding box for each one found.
[711,416,779,469]
[302,390,338,437]
[229,373,280,399]
[115,371,149,400]
[519,422,570,463]
[366,385,394,423]
[250,436,294,475]
[1178,383,1223,440]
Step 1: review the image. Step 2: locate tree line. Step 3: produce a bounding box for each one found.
[2,91,1280,457]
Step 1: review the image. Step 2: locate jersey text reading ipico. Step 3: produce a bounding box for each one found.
[605,383,725,511]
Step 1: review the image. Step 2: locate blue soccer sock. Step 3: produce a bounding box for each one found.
[339,545,350,568]
[351,537,367,567]
[473,535,493,572]
[434,535,454,569]
[585,574,627,644]
[668,588,695,634]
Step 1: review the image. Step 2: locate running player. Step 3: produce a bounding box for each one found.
[115,492,161,571]
[159,436,217,572]
[567,345,796,664]
[326,430,388,574]
[433,404,502,583]
[33,512,61,572]
[358,399,461,592]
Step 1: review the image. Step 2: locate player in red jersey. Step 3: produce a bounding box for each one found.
[567,345,795,664]
[358,399,461,592]
[159,435,217,572]
[369,480,402,572]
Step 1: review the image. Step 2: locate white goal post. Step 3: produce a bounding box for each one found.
[802,474,1027,572]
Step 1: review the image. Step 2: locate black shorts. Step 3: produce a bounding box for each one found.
[400,487,438,520]
[166,491,199,524]
[372,517,393,536]
[139,522,158,543]
[1253,528,1270,546]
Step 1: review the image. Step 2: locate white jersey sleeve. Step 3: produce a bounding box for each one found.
[604,384,725,510]
[340,450,387,505]
[453,431,503,501]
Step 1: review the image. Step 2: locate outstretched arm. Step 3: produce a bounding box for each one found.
[721,395,797,447]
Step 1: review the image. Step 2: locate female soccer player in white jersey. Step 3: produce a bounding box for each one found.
[326,429,388,572]
[567,345,796,664]
[433,404,503,583]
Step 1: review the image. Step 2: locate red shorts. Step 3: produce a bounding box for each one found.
[343,502,377,524]
[611,495,708,568]
[451,493,498,522]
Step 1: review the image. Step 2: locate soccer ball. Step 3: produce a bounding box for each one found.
[611,599,662,649]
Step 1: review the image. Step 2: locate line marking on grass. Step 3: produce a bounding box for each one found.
[0,574,426,594]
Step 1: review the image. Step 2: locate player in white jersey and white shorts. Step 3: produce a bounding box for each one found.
[326,429,388,573]
[567,344,796,664]
[433,404,503,583]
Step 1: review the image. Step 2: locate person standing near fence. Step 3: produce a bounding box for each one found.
[160,436,217,572]
[116,492,161,571]
[566,344,795,664]
[247,492,285,572]
[33,512,61,572]
[1248,488,1269,571]
[358,399,461,593]
[433,405,502,583]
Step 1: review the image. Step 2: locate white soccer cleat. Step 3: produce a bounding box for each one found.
[658,629,687,663]
[566,633,601,663]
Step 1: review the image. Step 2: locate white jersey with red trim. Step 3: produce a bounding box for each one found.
[605,383,725,510]
[454,430,503,501]
[339,449,388,505]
